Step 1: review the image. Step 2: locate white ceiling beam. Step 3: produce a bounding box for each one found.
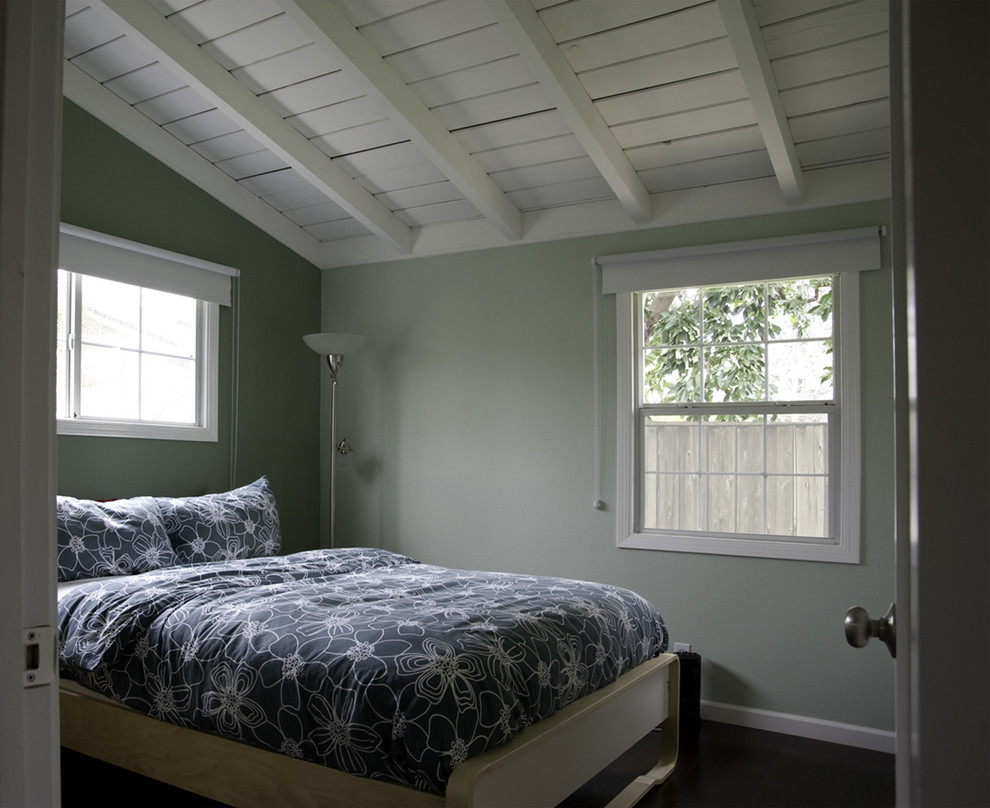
[63,60,324,267]
[276,0,522,242]
[90,0,413,255]
[485,0,652,225]
[319,160,890,268]
[717,0,804,204]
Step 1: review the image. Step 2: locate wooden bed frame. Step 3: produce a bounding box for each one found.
[60,653,679,808]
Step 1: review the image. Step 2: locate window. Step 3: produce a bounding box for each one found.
[56,224,237,442]
[600,228,882,563]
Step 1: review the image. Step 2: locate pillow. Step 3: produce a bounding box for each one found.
[158,476,282,564]
[56,495,177,582]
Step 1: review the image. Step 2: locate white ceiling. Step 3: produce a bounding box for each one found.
[64,0,891,268]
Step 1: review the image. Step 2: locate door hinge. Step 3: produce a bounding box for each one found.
[23,626,55,688]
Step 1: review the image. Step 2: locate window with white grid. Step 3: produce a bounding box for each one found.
[639,277,835,534]
[56,270,217,440]
[602,229,880,563]
[55,224,236,442]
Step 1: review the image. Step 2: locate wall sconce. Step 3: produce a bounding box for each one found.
[303,332,365,548]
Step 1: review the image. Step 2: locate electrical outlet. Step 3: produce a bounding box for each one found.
[673,642,692,654]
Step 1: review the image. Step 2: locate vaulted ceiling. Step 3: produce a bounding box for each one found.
[64,0,890,268]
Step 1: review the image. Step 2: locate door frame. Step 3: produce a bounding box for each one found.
[888,2,912,801]
[0,1,64,805]
[892,1,990,805]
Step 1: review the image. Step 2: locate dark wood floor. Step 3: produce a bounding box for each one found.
[61,720,894,808]
[563,720,894,807]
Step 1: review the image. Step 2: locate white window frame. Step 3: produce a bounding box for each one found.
[601,228,882,563]
[56,224,237,443]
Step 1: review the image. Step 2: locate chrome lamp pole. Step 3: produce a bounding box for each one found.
[303,332,365,548]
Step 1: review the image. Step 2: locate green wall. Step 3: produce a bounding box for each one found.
[58,100,323,554]
[322,201,896,731]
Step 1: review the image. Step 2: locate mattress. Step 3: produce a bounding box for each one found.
[58,547,668,794]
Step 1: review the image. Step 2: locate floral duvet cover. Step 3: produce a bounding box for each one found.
[58,548,668,794]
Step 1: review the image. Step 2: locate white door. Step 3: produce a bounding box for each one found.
[0,1,64,805]
[888,2,990,805]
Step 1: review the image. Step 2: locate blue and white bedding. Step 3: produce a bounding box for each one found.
[56,477,281,581]
[58,548,668,794]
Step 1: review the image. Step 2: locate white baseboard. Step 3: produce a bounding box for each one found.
[700,700,896,754]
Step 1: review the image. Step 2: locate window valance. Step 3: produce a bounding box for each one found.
[59,223,239,306]
[597,227,882,294]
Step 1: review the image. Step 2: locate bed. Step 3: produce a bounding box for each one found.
[56,479,679,807]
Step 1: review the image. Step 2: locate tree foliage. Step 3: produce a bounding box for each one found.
[642,278,833,407]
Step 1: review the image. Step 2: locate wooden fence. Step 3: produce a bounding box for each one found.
[642,421,828,537]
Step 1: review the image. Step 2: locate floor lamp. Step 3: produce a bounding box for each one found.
[303,332,365,548]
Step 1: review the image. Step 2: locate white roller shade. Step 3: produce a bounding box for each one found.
[598,227,882,293]
[59,223,239,306]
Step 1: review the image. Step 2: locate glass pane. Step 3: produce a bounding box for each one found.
[767,415,829,475]
[768,339,833,400]
[642,415,700,531]
[141,354,196,423]
[767,475,828,537]
[701,416,764,474]
[79,345,138,419]
[643,288,699,346]
[702,284,765,344]
[643,347,701,403]
[56,270,68,419]
[701,474,765,534]
[642,471,699,531]
[768,278,832,341]
[644,415,698,473]
[703,344,767,402]
[80,276,140,349]
[142,289,196,357]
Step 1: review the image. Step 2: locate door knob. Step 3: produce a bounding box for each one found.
[844,603,896,657]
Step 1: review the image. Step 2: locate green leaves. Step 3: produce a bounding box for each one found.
[642,277,834,410]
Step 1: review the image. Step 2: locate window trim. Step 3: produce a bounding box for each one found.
[605,230,879,563]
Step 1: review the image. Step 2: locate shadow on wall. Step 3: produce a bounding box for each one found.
[699,658,757,708]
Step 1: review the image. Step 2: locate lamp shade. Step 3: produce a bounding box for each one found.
[303,332,365,356]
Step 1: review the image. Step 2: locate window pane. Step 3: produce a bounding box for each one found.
[701,416,764,474]
[141,354,196,423]
[644,415,698,472]
[644,347,701,403]
[641,278,835,407]
[768,339,833,400]
[702,284,765,344]
[142,288,196,357]
[768,278,832,341]
[643,288,699,346]
[767,415,829,475]
[701,474,764,534]
[767,475,828,537]
[702,344,767,402]
[79,345,138,419]
[80,276,140,349]
[642,473,699,531]
[642,416,699,531]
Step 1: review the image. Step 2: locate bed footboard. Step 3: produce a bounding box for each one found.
[447,653,678,807]
[60,686,442,807]
[60,653,679,808]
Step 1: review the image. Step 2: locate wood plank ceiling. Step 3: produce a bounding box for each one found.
[63,0,890,268]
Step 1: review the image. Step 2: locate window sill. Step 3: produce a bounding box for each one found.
[618,530,860,563]
[56,419,217,443]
